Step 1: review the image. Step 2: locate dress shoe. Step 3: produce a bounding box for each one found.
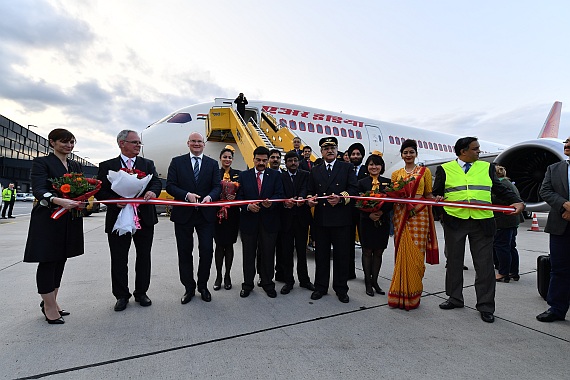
[114,298,129,311]
[510,274,520,281]
[299,282,315,291]
[265,288,277,298]
[365,286,375,297]
[310,290,324,300]
[372,283,385,295]
[46,316,65,325]
[1,217,6,219]
[8,216,15,219]
[536,310,565,322]
[337,293,350,303]
[181,291,195,304]
[480,312,495,323]
[439,300,464,310]
[280,284,293,294]
[134,294,152,306]
[240,289,250,298]
[199,288,212,302]
[59,310,70,316]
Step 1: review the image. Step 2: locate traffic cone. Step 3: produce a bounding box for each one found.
[528,213,542,232]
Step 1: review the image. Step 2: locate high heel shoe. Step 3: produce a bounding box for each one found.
[224,275,232,290]
[372,283,386,295]
[213,275,222,291]
[41,301,69,316]
[496,275,510,283]
[46,316,65,324]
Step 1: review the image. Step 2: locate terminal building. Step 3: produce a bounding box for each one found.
[0,113,97,193]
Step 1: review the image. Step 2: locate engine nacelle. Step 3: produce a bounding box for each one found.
[494,138,565,212]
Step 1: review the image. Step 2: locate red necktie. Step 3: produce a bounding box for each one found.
[308,161,312,170]
[256,171,262,193]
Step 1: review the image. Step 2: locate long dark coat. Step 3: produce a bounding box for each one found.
[24,154,84,262]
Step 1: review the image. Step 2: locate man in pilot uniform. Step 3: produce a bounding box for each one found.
[307,137,359,303]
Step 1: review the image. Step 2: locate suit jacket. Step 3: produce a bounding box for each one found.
[280,169,312,229]
[237,168,284,234]
[308,159,359,227]
[166,154,221,224]
[539,160,570,235]
[299,159,314,172]
[356,165,369,181]
[97,156,162,234]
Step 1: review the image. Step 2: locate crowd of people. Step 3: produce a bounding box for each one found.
[22,127,570,326]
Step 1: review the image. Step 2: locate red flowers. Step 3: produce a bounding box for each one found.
[120,167,147,179]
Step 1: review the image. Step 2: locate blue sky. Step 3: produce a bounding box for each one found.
[0,0,569,163]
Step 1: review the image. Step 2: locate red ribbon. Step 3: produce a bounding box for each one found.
[91,195,516,213]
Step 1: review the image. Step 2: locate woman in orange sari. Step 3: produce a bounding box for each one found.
[388,139,439,310]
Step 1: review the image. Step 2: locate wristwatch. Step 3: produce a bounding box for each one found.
[39,192,55,207]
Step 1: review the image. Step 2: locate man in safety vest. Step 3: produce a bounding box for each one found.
[433,137,524,323]
[2,183,17,219]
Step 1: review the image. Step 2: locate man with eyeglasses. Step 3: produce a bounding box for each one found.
[307,137,358,303]
[237,146,284,298]
[536,137,570,322]
[97,130,162,312]
[166,132,221,304]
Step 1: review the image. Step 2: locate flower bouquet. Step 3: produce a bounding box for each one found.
[355,190,386,227]
[217,180,240,223]
[386,175,421,217]
[49,172,102,219]
[107,168,153,235]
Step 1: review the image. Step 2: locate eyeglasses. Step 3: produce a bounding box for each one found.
[124,140,143,146]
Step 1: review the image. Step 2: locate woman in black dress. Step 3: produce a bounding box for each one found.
[213,146,241,290]
[357,152,392,296]
[23,129,85,324]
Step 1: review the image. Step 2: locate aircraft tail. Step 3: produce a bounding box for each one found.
[538,101,562,138]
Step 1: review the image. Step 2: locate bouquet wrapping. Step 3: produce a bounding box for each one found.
[107,169,152,235]
[217,180,240,223]
[49,172,101,219]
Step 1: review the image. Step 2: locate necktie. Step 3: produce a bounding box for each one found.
[127,158,133,169]
[327,164,332,175]
[464,163,471,173]
[291,174,296,183]
[354,166,358,174]
[308,161,312,170]
[256,171,262,193]
[193,157,200,181]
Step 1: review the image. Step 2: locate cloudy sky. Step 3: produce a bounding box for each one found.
[1,0,569,164]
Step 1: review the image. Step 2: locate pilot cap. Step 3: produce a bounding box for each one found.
[319,136,338,147]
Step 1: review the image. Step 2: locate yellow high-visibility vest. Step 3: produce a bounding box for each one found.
[442,160,493,219]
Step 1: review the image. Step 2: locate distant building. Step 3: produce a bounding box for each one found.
[0,114,97,192]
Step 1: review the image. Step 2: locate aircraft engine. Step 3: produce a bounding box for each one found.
[494,138,565,212]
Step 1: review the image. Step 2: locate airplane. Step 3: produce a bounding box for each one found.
[141,98,565,213]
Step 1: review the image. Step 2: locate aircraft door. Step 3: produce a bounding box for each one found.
[365,125,384,154]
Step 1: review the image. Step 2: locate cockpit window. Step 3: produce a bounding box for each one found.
[167,113,192,123]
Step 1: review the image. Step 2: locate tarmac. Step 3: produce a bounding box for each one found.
[0,209,568,379]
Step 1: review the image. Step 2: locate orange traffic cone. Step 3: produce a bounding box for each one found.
[528,213,542,232]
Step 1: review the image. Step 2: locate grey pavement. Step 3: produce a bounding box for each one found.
[0,210,568,379]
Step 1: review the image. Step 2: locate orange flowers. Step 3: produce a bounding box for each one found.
[60,184,71,193]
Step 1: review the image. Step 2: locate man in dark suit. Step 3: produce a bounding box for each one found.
[347,142,367,280]
[299,146,314,172]
[237,146,284,298]
[97,130,162,311]
[292,137,302,158]
[536,136,570,322]
[166,132,221,304]
[234,93,248,121]
[307,137,359,303]
[433,137,523,323]
[279,150,315,295]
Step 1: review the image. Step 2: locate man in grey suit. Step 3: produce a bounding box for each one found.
[433,137,523,323]
[536,137,570,322]
[166,132,221,304]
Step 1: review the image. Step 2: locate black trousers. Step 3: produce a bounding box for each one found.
[2,200,15,217]
[36,259,67,294]
[281,221,311,285]
[107,226,154,299]
[313,225,350,295]
[241,225,277,292]
[174,212,214,292]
